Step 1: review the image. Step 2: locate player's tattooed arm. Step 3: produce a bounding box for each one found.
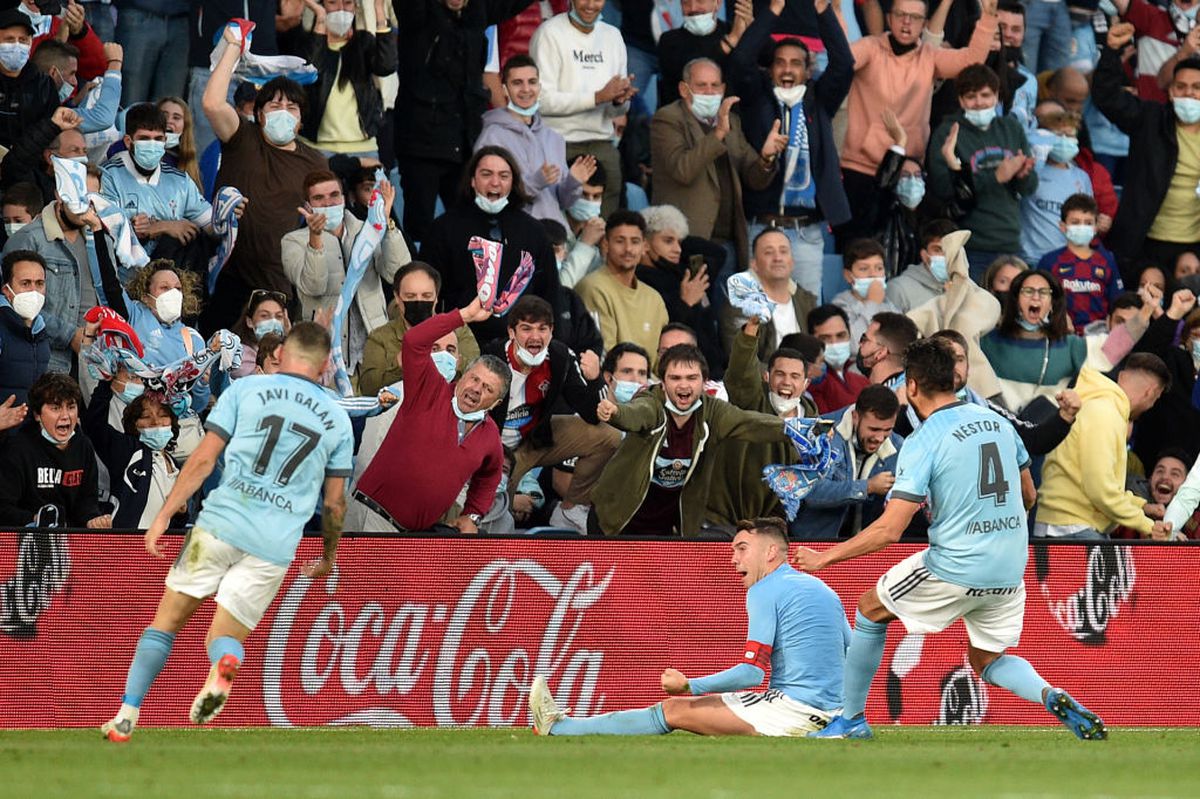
[305,477,346,579]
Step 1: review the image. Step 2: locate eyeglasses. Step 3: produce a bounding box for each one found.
[891,11,926,22]
[249,289,290,307]
[1018,287,1054,298]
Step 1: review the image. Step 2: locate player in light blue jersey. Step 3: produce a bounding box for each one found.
[795,338,1106,741]
[101,323,353,743]
[529,518,850,737]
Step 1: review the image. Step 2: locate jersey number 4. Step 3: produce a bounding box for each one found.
[253,414,322,487]
[977,442,1008,507]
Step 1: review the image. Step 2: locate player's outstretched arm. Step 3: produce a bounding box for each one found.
[793,497,919,572]
[144,432,227,558]
[305,477,347,579]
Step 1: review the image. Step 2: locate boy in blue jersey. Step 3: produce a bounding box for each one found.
[101,323,353,743]
[795,338,1107,740]
[529,518,850,737]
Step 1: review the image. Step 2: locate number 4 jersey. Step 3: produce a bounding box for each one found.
[197,373,354,566]
[891,401,1032,589]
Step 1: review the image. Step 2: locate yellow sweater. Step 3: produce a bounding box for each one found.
[575,267,669,363]
[1036,367,1151,534]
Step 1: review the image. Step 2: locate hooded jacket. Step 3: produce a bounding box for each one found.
[475,108,582,226]
[886,259,945,313]
[592,384,788,536]
[1036,367,1153,535]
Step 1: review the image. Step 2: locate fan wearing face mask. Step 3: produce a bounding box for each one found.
[805,304,869,414]
[0,183,43,247]
[298,0,396,159]
[358,261,481,396]
[0,8,58,151]
[656,0,749,109]
[1018,106,1094,267]
[282,168,408,375]
[0,250,51,415]
[120,261,209,407]
[886,219,958,313]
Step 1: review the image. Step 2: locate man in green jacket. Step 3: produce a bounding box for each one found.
[591,343,792,536]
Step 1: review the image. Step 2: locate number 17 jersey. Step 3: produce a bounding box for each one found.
[891,401,1031,589]
[197,373,354,566]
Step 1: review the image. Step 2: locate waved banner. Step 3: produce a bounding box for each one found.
[0,534,1197,728]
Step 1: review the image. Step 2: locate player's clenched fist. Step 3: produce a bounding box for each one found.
[792,546,826,573]
[661,668,691,695]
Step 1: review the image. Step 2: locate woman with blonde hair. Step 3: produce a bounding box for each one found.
[158,96,202,190]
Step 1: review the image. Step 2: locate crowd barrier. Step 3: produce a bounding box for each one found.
[1,531,1196,728]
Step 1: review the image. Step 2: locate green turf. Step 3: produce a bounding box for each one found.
[2,727,1199,799]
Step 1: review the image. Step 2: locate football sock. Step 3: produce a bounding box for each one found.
[121,627,175,708]
[549,704,671,736]
[207,636,245,665]
[981,654,1051,704]
[842,611,889,719]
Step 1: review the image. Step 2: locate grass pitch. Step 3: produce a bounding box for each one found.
[3,727,1199,799]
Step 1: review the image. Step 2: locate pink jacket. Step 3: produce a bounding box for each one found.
[840,15,996,176]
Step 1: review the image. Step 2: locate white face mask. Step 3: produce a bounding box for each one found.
[4,221,26,237]
[515,341,549,367]
[6,284,44,320]
[155,288,183,324]
[769,392,803,416]
[325,9,355,37]
[773,85,807,107]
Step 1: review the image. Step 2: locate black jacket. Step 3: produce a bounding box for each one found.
[0,421,101,527]
[872,149,924,277]
[302,30,398,143]
[731,4,853,225]
[0,304,49,408]
[1130,314,1200,467]
[555,286,604,358]
[395,0,535,163]
[0,65,57,151]
[656,23,731,108]
[481,337,606,450]
[419,200,562,344]
[635,261,724,378]
[0,114,58,203]
[1093,45,1181,263]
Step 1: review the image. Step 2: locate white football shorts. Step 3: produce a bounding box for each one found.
[165,527,288,630]
[877,550,1025,653]
[720,689,835,737]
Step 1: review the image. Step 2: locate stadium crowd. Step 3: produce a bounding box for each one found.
[1,0,1200,542]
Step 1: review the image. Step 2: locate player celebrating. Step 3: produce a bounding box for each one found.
[529,518,850,737]
[101,323,354,742]
[795,338,1121,740]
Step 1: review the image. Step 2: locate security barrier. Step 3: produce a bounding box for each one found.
[1,532,1195,727]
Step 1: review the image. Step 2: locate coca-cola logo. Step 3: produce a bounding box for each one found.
[263,557,614,727]
[1039,545,1135,645]
[936,662,989,726]
[1,529,70,639]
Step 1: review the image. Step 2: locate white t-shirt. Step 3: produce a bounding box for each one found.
[772,297,801,350]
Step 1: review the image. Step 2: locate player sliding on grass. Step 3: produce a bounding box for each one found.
[794,338,1110,740]
[529,517,850,737]
[101,323,354,742]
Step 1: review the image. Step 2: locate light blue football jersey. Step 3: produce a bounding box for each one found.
[891,401,1032,589]
[197,373,354,565]
[745,564,851,711]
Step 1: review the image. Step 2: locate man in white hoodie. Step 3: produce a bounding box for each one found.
[530,0,635,217]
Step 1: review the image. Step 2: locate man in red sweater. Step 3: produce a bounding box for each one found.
[354,298,507,533]
[806,304,868,414]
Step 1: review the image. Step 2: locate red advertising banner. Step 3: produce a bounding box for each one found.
[1,532,1197,728]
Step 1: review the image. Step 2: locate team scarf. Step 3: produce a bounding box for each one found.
[726,271,773,323]
[469,235,536,315]
[762,417,841,521]
[502,340,553,441]
[211,19,318,86]
[207,186,245,295]
[778,97,817,213]
[329,170,389,396]
[82,306,243,416]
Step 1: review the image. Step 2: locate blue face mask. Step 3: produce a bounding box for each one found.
[116,381,145,403]
[0,42,30,74]
[963,105,997,129]
[567,197,601,221]
[165,131,181,149]
[56,78,73,103]
[474,193,509,215]
[824,340,851,369]
[262,109,298,145]
[896,175,925,209]
[690,92,723,121]
[431,350,457,382]
[452,394,487,422]
[255,319,285,340]
[319,202,345,231]
[1018,317,1044,332]
[1191,339,1200,360]
[1065,224,1095,247]
[507,100,539,117]
[1175,97,1200,124]
[613,380,641,403]
[929,254,949,282]
[853,277,885,298]
[139,425,174,451]
[41,425,73,445]
[1049,134,1079,163]
[568,4,596,30]
[132,140,166,171]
